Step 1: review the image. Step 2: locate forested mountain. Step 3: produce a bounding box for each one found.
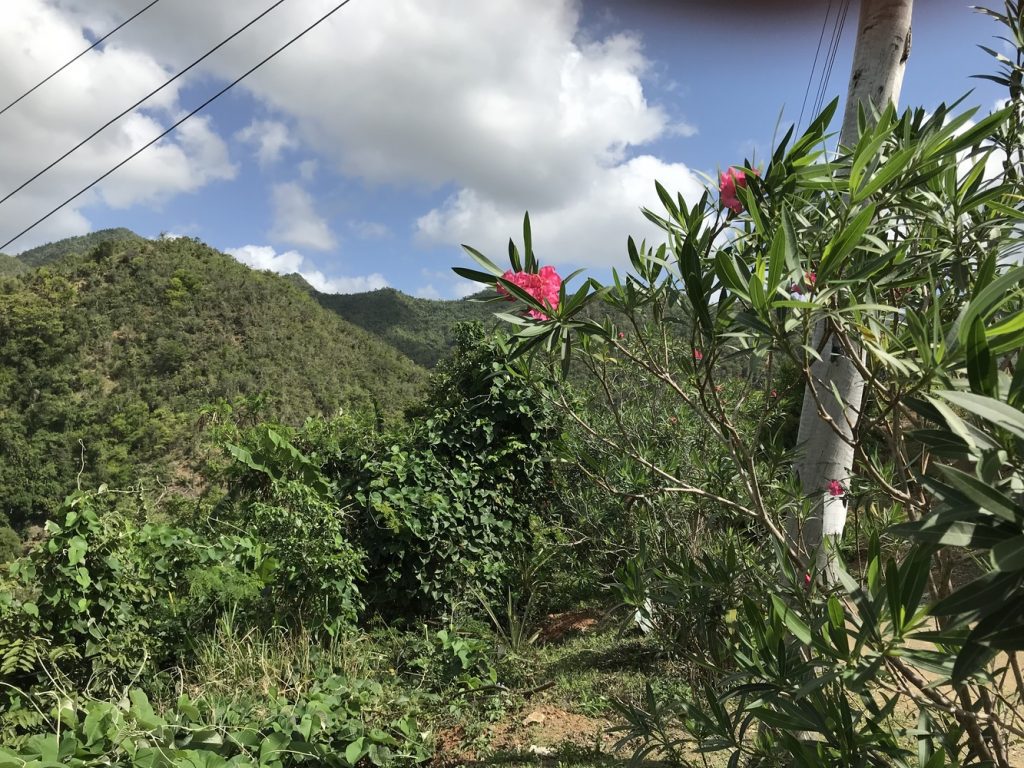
[12,228,143,268]
[0,233,427,531]
[0,255,27,276]
[309,286,497,367]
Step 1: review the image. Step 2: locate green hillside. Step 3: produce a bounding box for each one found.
[312,286,497,367]
[13,227,144,268]
[0,254,27,276]
[0,233,427,531]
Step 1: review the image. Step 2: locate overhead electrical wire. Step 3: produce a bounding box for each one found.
[812,0,852,119]
[0,0,162,119]
[0,0,291,208]
[797,0,834,135]
[1,0,358,252]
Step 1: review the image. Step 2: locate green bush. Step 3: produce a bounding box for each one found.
[333,323,561,615]
[218,423,366,633]
[0,527,20,564]
[0,489,269,693]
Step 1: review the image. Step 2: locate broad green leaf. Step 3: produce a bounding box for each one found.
[345,736,367,765]
[68,536,87,565]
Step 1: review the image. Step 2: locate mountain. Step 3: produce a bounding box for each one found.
[0,254,27,276]
[0,232,427,531]
[13,228,144,268]
[311,287,498,367]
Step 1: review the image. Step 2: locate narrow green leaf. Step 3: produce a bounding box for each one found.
[460,244,504,276]
[991,535,1024,571]
[770,595,811,645]
[936,390,1024,440]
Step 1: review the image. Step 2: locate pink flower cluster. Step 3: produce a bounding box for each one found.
[497,265,561,320]
[719,167,759,214]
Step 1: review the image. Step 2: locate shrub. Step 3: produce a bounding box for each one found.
[333,323,561,615]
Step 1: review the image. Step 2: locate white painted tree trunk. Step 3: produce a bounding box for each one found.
[792,0,913,584]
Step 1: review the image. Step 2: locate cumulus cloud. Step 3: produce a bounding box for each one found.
[414,268,483,300]
[235,119,297,166]
[226,244,387,294]
[268,182,336,250]
[419,155,707,268]
[0,0,236,252]
[45,0,702,269]
[414,284,442,300]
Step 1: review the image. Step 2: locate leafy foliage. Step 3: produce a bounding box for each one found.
[0,254,26,277]
[0,683,429,767]
[457,28,1024,760]
[331,323,562,614]
[0,233,427,531]
[11,227,143,268]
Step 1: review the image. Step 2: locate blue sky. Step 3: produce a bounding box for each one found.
[0,0,1006,298]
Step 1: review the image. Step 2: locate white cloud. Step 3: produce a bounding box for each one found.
[414,284,442,300]
[350,220,391,239]
[268,182,336,250]
[226,243,387,294]
[227,244,305,274]
[0,0,235,252]
[416,267,485,300]
[235,119,297,166]
[310,271,388,294]
[298,159,319,182]
[419,155,707,268]
[43,0,700,269]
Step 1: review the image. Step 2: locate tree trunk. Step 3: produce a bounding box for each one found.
[792,0,913,584]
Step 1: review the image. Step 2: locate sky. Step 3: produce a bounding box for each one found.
[0,0,1008,298]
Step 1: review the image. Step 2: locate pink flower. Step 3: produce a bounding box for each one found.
[827,479,844,497]
[719,167,759,214]
[497,265,562,320]
[804,572,812,585]
[693,349,704,362]
[617,331,626,340]
[770,389,778,398]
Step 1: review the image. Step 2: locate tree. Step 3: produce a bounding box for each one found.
[793,0,914,583]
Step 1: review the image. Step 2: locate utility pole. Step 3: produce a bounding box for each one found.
[792,0,913,583]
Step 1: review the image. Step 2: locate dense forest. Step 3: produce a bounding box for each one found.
[0,232,428,535]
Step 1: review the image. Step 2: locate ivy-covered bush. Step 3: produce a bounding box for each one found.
[0,488,266,693]
[217,423,366,633]
[333,323,561,615]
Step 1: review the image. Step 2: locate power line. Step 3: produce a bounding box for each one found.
[1,0,358,252]
[0,0,162,119]
[0,0,290,208]
[797,0,834,134]
[819,0,852,116]
[812,0,852,119]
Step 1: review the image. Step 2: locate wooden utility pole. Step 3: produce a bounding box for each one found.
[792,0,913,583]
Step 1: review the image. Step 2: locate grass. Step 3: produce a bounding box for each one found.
[148,608,709,765]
